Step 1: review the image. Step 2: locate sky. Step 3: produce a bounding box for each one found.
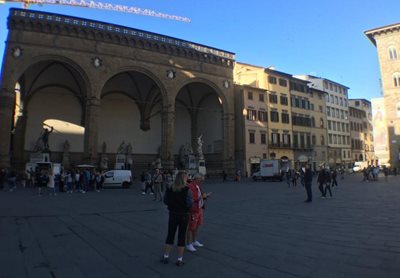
[0,0,399,101]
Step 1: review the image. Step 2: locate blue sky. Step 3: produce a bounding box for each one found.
[0,0,399,100]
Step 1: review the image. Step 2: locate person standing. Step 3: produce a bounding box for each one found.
[317,167,325,197]
[7,170,17,192]
[222,170,227,182]
[291,169,297,187]
[323,169,333,198]
[140,171,146,195]
[153,168,163,201]
[186,173,212,252]
[304,164,313,203]
[144,170,154,195]
[331,168,338,187]
[161,171,193,267]
[384,167,389,182]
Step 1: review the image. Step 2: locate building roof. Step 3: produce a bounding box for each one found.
[309,87,327,95]
[9,8,235,60]
[349,98,371,105]
[296,74,350,90]
[364,23,400,46]
[264,68,293,79]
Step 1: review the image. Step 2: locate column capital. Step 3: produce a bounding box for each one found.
[86,97,100,107]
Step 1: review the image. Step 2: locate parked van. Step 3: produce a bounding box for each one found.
[252,159,284,181]
[103,170,132,188]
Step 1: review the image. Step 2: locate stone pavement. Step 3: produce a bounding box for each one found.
[1,174,400,278]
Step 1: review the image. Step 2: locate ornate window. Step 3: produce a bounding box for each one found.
[393,72,400,87]
[389,46,398,60]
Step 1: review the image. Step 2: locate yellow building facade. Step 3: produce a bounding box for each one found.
[348,99,375,165]
[234,63,328,172]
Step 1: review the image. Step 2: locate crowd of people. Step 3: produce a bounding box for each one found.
[0,167,106,195]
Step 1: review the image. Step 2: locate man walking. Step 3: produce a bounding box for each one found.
[304,164,313,203]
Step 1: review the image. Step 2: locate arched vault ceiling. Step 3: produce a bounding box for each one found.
[20,60,85,101]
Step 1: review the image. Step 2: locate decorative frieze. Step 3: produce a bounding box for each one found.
[9,8,235,67]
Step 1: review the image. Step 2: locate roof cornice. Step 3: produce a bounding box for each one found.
[364,23,400,46]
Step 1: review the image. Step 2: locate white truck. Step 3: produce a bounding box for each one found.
[252,159,284,181]
[352,161,369,173]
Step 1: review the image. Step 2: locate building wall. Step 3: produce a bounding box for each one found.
[234,85,269,175]
[366,25,400,167]
[309,88,328,169]
[0,9,236,172]
[25,88,83,152]
[371,97,390,164]
[348,99,375,165]
[295,75,351,167]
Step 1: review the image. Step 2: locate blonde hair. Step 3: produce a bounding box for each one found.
[172,171,187,192]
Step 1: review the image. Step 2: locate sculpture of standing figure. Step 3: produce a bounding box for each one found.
[117,141,126,154]
[42,125,54,151]
[197,134,204,159]
[63,140,70,153]
[126,143,133,155]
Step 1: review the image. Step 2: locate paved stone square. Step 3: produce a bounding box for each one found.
[1,173,400,278]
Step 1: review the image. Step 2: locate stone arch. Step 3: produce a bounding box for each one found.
[13,57,90,156]
[177,77,229,113]
[99,69,165,156]
[174,79,228,170]
[102,66,168,103]
[11,55,91,97]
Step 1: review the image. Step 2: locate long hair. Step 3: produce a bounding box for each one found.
[172,171,187,192]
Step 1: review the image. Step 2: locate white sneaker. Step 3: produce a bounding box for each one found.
[186,244,197,252]
[192,240,204,247]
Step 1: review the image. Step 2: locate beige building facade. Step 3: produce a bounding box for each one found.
[371,97,390,165]
[308,88,329,170]
[295,75,352,168]
[234,63,293,173]
[234,85,268,175]
[365,24,400,168]
[234,63,329,172]
[0,9,236,173]
[348,99,375,165]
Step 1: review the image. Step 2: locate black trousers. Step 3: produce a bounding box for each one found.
[324,185,332,197]
[165,212,189,247]
[318,182,324,195]
[305,182,312,201]
[144,182,154,193]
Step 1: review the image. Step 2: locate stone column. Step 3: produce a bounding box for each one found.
[222,112,235,174]
[12,113,27,169]
[0,89,15,168]
[161,105,175,170]
[190,112,198,154]
[83,97,100,165]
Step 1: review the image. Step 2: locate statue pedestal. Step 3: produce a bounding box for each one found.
[115,154,126,170]
[30,152,50,163]
[100,154,109,170]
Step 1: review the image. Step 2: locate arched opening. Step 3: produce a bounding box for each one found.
[19,60,87,164]
[99,71,163,169]
[175,82,224,171]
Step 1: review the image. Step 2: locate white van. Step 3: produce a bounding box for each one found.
[103,170,132,188]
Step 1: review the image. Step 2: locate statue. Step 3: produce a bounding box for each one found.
[63,140,70,153]
[126,143,133,155]
[197,134,204,159]
[117,141,126,154]
[155,157,162,169]
[184,142,193,156]
[41,124,54,151]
